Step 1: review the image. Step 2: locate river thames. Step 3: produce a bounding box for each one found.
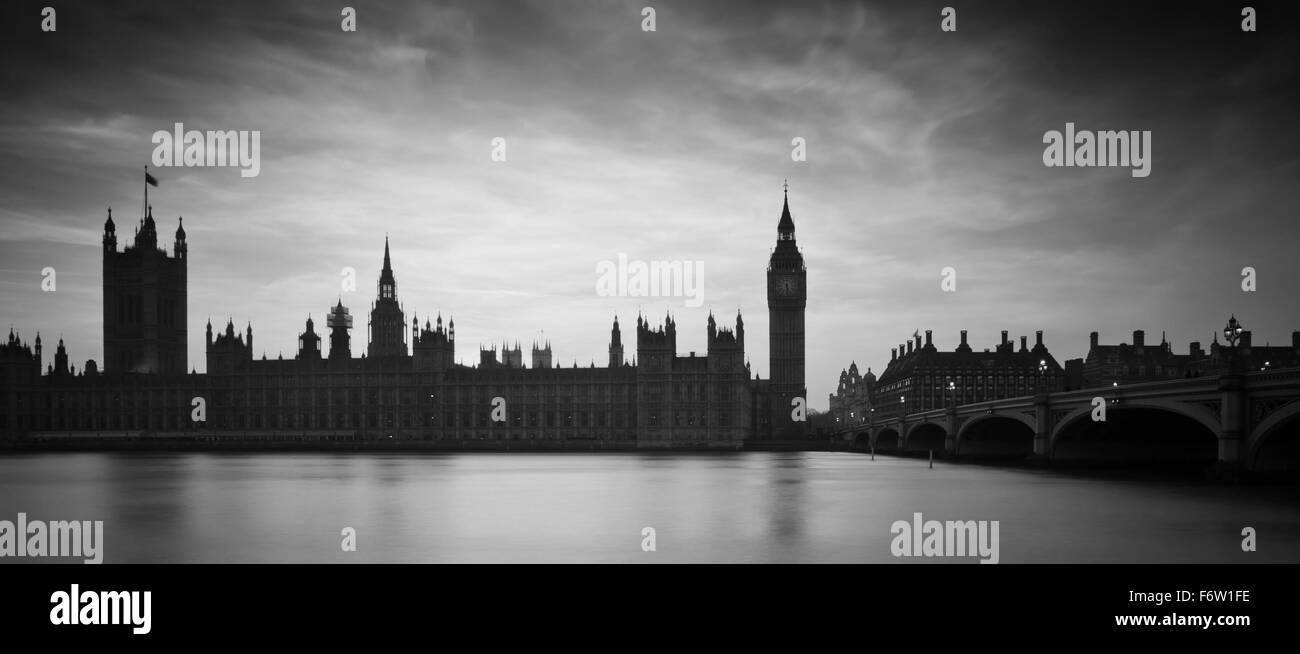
[1,451,1297,563]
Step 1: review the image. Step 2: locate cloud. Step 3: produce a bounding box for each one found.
[1,0,1298,406]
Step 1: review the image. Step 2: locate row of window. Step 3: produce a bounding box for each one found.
[2,411,743,432]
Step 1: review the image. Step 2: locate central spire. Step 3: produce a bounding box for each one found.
[377,236,397,301]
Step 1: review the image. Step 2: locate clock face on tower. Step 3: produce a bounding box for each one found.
[776,275,799,296]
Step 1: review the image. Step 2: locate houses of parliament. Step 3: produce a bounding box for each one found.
[0,191,810,446]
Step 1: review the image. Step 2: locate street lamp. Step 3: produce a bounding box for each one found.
[1037,359,1047,393]
[1223,315,1244,373]
[1224,315,1243,347]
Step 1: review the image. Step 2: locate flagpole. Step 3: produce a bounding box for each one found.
[143,165,149,220]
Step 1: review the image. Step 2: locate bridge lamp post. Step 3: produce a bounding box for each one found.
[1224,315,1243,373]
[947,377,956,408]
[1037,359,1048,394]
[1223,315,1243,347]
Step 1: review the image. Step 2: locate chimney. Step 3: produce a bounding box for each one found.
[1190,341,1202,358]
[1001,330,1009,346]
[1241,331,1252,348]
[891,348,897,362]
[1133,330,1145,348]
[925,330,933,348]
[1090,331,1099,350]
[906,340,913,355]
[915,334,922,351]
[1019,335,1027,352]
[1035,330,1044,348]
[960,330,968,347]
[1292,331,1299,351]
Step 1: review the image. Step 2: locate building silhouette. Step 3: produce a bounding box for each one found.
[1077,328,1300,387]
[766,188,808,438]
[831,326,1300,433]
[829,329,1066,430]
[102,206,187,375]
[0,189,811,446]
[827,362,874,432]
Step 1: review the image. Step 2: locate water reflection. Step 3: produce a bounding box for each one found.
[0,452,1296,563]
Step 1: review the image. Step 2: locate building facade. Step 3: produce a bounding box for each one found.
[1,191,810,446]
[1084,328,1300,387]
[832,326,1300,426]
[766,188,808,438]
[830,329,1066,426]
[102,207,188,375]
[828,361,875,433]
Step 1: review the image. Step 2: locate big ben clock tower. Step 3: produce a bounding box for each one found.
[767,183,807,438]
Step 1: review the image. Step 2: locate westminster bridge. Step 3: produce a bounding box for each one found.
[834,369,1300,472]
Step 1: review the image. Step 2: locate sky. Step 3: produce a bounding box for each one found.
[2,0,1298,408]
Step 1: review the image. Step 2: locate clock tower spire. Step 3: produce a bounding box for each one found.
[767,183,807,438]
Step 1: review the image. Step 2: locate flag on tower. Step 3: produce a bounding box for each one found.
[145,170,159,187]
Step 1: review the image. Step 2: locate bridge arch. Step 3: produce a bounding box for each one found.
[1050,399,1219,465]
[1246,399,1300,472]
[874,427,900,453]
[1050,399,1219,451]
[852,431,872,449]
[954,412,1035,458]
[904,421,947,453]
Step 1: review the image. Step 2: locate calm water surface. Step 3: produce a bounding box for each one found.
[1,452,1297,563]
